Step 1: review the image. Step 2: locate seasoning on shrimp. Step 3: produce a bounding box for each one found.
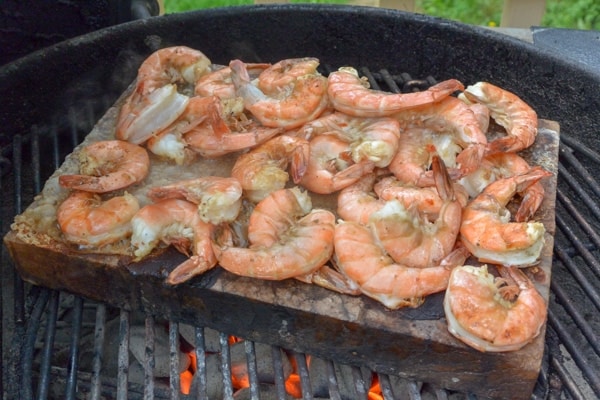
[57,191,140,247]
[59,140,150,193]
[130,198,217,285]
[444,265,547,352]
[327,66,464,117]
[231,134,310,202]
[460,166,553,267]
[195,63,271,99]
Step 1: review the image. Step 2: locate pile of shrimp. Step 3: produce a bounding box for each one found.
[56,46,554,352]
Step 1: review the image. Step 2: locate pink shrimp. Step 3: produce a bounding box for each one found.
[130,199,216,285]
[462,81,538,154]
[327,66,464,117]
[59,140,150,193]
[230,59,330,129]
[299,134,375,194]
[195,63,271,99]
[231,134,310,202]
[257,57,321,94]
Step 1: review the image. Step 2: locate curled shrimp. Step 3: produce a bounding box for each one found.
[257,57,320,93]
[459,152,546,221]
[388,127,463,187]
[184,95,283,158]
[146,176,243,225]
[299,134,375,194]
[297,111,401,168]
[131,199,216,285]
[393,96,487,176]
[135,46,212,96]
[231,134,310,202]
[374,175,469,220]
[444,265,547,352]
[462,81,538,154]
[327,67,464,117]
[369,156,462,269]
[337,172,387,225]
[230,59,330,129]
[212,187,336,280]
[195,63,271,99]
[59,140,150,193]
[333,220,470,309]
[460,166,553,267]
[57,191,140,247]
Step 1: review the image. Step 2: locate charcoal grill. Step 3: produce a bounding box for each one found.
[1,4,600,399]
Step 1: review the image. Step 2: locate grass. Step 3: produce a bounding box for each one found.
[163,0,599,30]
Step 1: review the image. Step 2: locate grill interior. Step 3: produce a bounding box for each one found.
[2,4,600,399]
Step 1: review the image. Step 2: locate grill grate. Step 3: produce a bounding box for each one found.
[2,69,600,399]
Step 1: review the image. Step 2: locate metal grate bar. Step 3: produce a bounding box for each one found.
[37,290,59,400]
[219,331,234,400]
[90,303,107,400]
[169,321,180,400]
[144,315,156,400]
[193,326,209,400]
[117,310,131,400]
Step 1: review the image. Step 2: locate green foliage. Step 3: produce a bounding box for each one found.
[164,0,599,29]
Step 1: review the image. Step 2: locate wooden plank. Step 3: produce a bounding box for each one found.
[4,81,560,398]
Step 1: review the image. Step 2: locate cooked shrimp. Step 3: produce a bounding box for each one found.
[369,156,462,269]
[388,127,463,187]
[212,188,335,280]
[393,96,487,176]
[462,81,538,154]
[337,172,387,225]
[374,175,469,220]
[130,199,216,285]
[195,63,271,99]
[460,166,553,267]
[333,220,470,309]
[135,46,211,96]
[444,265,547,352]
[57,191,140,247]
[299,134,375,194]
[146,176,243,224]
[184,95,283,158]
[231,134,310,202]
[297,111,401,168]
[59,140,150,193]
[230,59,330,129]
[257,57,320,94]
[145,95,214,164]
[327,67,464,117]
[116,84,190,145]
[459,152,546,221]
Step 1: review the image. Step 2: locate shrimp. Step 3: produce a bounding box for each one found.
[393,96,488,176]
[231,134,310,202]
[212,188,336,280]
[333,220,470,309]
[135,46,212,96]
[327,66,464,117]
[369,156,462,269]
[130,199,216,285]
[230,59,330,129]
[257,57,320,93]
[459,166,553,267]
[337,172,387,225]
[462,81,538,154]
[459,152,546,221]
[388,127,463,187]
[116,84,190,145]
[145,95,214,164]
[299,134,375,194]
[184,95,283,158]
[59,140,150,193]
[57,191,140,247]
[195,63,271,99]
[146,176,243,224]
[297,112,401,168]
[444,265,547,352]
[374,175,469,220]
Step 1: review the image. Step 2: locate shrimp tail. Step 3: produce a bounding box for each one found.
[166,254,217,285]
[290,142,310,183]
[428,79,466,101]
